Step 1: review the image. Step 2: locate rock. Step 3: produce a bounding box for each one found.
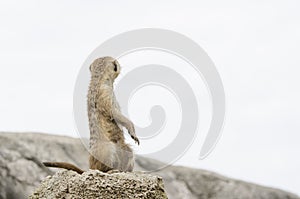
[0,132,88,199]
[0,134,52,199]
[29,170,168,199]
[0,132,299,199]
[157,166,300,199]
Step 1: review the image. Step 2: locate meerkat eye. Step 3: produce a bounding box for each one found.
[113,63,118,72]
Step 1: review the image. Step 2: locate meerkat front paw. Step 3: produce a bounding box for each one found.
[127,122,140,145]
[131,134,140,145]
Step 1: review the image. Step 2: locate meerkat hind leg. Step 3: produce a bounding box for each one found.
[119,143,134,172]
[89,141,119,172]
[107,169,120,174]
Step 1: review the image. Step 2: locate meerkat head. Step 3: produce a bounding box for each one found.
[89,56,121,81]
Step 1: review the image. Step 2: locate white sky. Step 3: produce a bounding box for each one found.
[0,0,299,195]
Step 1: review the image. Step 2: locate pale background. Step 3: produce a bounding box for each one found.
[0,0,299,195]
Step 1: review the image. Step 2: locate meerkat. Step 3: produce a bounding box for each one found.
[44,56,139,174]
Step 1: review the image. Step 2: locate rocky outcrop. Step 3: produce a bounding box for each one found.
[0,132,88,199]
[0,134,52,199]
[0,132,299,199]
[30,170,168,199]
[136,156,300,199]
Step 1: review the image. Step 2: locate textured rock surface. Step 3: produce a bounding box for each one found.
[30,170,168,199]
[0,132,299,199]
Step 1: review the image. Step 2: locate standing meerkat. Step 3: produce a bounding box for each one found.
[44,56,139,173]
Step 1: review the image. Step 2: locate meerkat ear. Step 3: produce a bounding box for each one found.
[89,64,93,72]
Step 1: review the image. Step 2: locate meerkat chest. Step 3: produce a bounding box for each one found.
[98,86,120,111]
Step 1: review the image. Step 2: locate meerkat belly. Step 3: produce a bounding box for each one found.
[99,117,125,143]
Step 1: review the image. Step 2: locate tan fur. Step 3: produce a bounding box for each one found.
[43,56,139,174]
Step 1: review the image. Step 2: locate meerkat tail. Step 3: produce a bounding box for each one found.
[43,162,84,174]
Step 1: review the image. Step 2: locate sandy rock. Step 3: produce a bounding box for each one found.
[29,170,168,199]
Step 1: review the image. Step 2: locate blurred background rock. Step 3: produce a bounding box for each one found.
[0,132,298,199]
